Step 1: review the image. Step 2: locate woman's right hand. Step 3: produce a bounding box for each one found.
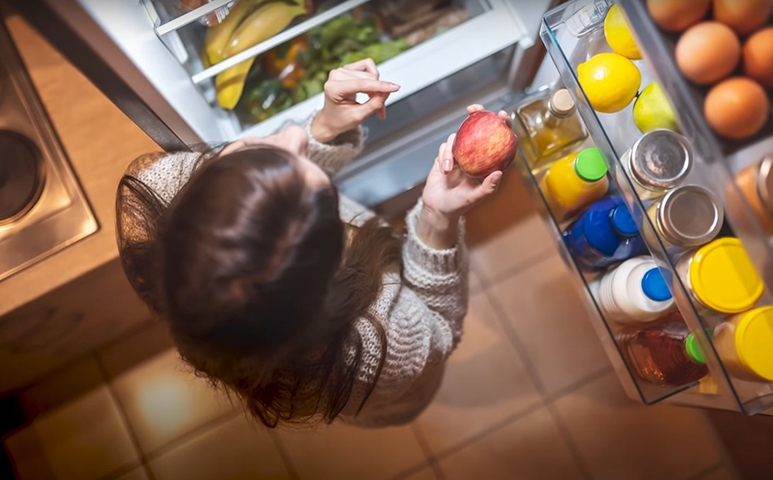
[310,58,401,143]
[416,105,509,249]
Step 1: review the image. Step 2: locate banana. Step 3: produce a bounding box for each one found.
[216,0,307,110]
[203,0,266,66]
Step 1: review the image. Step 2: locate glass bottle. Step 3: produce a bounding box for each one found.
[563,196,645,271]
[516,88,588,172]
[619,313,709,387]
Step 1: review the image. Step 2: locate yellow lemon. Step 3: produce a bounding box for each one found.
[604,4,642,60]
[578,53,642,114]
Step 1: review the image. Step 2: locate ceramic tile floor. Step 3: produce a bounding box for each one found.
[2,170,741,480]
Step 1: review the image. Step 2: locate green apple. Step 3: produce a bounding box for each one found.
[633,82,680,134]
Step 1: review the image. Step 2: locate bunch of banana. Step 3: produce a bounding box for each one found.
[202,0,308,110]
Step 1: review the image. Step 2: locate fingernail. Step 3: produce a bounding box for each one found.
[443,159,453,171]
[388,83,401,91]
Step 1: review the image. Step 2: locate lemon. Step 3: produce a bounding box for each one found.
[578,53,642,114]
[604,4,642,60]
[633,82,680,133]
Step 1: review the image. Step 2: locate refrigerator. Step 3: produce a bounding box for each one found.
[7,0,773,417]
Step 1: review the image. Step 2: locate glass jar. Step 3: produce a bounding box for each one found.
[676,237,764,316]
[712,306,773,382]
[645,185,723,250]
[735,154,773,235]
[621,129,693,200]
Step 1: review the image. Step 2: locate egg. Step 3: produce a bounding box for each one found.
[676,22,741,85]
[713,0,772,36]
[704,77,769,139]
[647,0,711,32]
[744,27,773,88]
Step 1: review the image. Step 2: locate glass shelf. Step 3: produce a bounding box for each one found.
[527,0,773,415]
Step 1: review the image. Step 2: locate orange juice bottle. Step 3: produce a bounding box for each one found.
[540,147,609,222]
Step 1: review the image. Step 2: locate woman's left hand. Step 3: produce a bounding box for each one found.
[311,58,401,143]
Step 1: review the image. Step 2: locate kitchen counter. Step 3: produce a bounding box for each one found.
[0,14,158,317]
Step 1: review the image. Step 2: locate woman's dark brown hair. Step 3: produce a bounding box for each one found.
[116,145,403,427]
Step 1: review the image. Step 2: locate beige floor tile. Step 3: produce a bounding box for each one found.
[415,293,541,455]
[110,349,235,455]
[469,267,482,294]
[400,466,438,480]
[3,387,138,480]
[553,372,726,480]
[19,355,104,417]
[114,466,151,480]
[699,466,740,480]
[490,253,610,395]
[437,408,585,480]
[277,423,426,480]
[469,214,556,285]
[465,168,556,284]
[99,320,175,380]
[147,415,290,480]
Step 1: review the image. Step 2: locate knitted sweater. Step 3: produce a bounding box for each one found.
[116,114,469,428]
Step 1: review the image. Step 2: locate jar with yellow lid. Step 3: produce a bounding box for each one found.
[713,307,773,383]
[735,155,773,235]
[675,237,764,316]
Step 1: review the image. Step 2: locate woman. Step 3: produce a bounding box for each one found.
[116,59,509,428]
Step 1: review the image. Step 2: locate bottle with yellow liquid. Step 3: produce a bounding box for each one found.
[540,147,610,222]
[514,88,588,173]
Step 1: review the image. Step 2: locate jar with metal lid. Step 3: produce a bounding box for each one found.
[645,185,724,250]
[621,130,694,200]
[735,154,773,234]
[675,237,764,316]
[713,306,773,382]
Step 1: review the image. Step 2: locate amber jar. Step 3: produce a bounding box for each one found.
[735,155,773,235]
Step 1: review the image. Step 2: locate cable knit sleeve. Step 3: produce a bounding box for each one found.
[401,198,469,350]
[302,110,365,174]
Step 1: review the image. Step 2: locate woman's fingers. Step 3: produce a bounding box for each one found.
[466,104,485,114]
[497,110,513,129]
[327,78,400,101]
[441,133,456,173]
[342,58,379,77]
[480,170,503,194]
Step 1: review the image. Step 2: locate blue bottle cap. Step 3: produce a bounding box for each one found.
[609,205,638,237]
[641,268,672,302]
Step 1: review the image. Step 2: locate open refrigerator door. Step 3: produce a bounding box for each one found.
[513,0,773,416]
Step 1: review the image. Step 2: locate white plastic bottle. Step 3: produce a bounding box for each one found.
[589,256,675,323]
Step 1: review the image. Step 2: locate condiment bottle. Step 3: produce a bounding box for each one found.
[735,154,773,235]
[645,185,724,250]
[621,129,693,200]
[589,256,675,323]
[563,196,645,271]
[712,306,773,383]
[619,314,709,387]
[675,237,764,316]
[540,147,609,222]
[515,88,588,172]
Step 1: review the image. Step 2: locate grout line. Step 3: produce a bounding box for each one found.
[142,410,241,462]
[545,366,614,403]
[410,422,437,463]
[93,352,157,480]
[428,460,446,480]
[544,402,595,480]
[268,429,300,480]
[684,463,723,480]
[484,247,557,291]
[429,401,546,463]
[482,287,549,396]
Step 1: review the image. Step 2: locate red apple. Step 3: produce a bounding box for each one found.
[452,111,518,178]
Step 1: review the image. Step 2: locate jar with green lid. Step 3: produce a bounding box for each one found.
[645,185,724,250]
[676,237,764,316]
